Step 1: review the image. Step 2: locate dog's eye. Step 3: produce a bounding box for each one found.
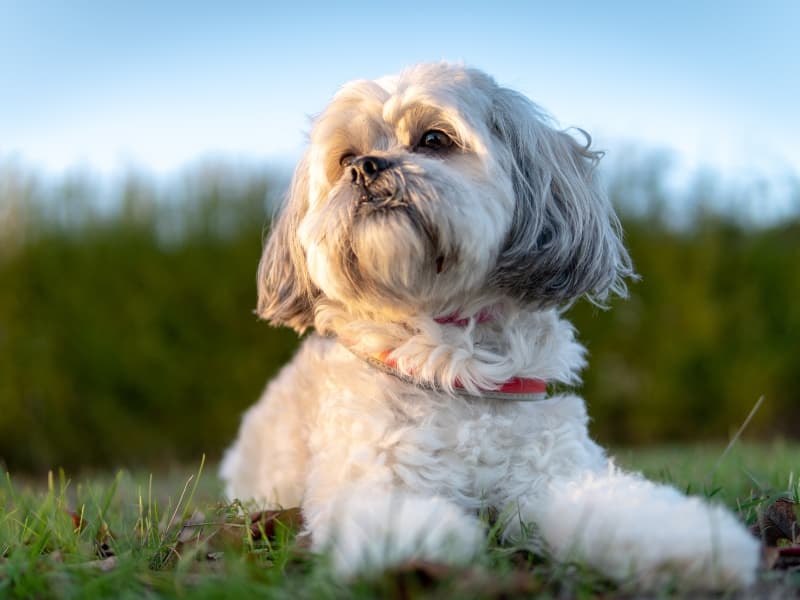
[339,153,355,168]
[418,130,453,151]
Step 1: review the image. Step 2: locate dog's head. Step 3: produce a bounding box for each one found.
[258,63,634,332]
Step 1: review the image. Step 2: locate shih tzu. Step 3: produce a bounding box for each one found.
[221,63,759,589]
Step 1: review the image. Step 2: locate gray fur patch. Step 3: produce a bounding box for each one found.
[487,85,635,307]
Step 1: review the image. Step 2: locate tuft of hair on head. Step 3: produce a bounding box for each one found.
[486,81,636,309]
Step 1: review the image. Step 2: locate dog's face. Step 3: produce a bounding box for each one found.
[258,63,633,331]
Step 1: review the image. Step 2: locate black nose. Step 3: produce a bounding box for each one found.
[350,156,391,186]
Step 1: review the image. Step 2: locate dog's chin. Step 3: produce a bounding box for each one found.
[306,202,445,316]
[350,206,439,303]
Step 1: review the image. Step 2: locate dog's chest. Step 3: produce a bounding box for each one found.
[387,393,556,505]
[307,336,599,507]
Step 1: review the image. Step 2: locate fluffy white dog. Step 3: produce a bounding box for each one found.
[221,63,760,589]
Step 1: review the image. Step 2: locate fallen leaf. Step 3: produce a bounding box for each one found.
[65,510,86,533]
[248,508,304,540]
[389,559,454,583]
[64,508,116,559]
[378,561,546,599]
[151,506,306,570]
[774,546,800,571]
[754,497,798,547]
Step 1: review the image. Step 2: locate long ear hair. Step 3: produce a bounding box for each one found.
[488,86,635,307]
[256,155,317,332]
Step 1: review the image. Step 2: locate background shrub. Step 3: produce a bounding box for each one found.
[1,160,797,471]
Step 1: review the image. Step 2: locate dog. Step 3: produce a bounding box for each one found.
[220,63,760,589]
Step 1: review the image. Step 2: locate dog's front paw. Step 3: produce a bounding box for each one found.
[313,492,484,578]
[537,469,761,590]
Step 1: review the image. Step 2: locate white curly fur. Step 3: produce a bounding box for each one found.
[220,63,760,589]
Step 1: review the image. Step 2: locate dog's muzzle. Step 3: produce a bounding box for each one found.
[350,156,394,204]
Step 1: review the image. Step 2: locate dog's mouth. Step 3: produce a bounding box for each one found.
[351,175,409,214]
[355,194,410,216]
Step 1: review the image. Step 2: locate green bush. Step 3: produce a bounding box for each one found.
[0,164,299,471]
[0,160,798,471]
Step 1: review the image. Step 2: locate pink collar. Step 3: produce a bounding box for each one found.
[342,310,548,401]
[344,346,548,401]
[433,308,494,327]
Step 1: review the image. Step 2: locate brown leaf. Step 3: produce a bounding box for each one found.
[65,510,86,533]
[755,497,798,547]
[378,560,457,600]
[380,561,545,599]
[155,506,306,569]
[775,546,800,570]
[765,545,800,571]
[64,508,116,559]
[390,560,454,583]
[248,508,304,540]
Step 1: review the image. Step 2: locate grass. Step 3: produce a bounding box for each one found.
[1,441,799,599]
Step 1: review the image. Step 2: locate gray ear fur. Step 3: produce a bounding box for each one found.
[488,86,635,307]
[256,156,317,332]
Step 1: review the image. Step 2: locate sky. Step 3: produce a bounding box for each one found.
[1,1,798,216]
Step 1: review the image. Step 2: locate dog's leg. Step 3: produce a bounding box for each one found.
[493,393,760,590]
[304,483,484,577]
[508,465,761,590]
[303,400,485,577]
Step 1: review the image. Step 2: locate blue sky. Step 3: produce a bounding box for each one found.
[1,0,798,199]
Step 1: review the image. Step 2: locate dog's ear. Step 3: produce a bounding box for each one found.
[488,86,635,307]
[256,155,318,332]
